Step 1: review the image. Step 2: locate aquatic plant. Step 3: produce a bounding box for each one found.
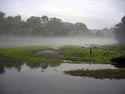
[65,68,125,79]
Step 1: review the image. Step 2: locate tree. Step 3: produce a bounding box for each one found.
[26,16,43,35]
[114,16,125,45]
[13,15,22,34]
[0,12,5,34]
[74,22,90,35]
[41,16,49,35]
[0,11,92,36]
[41,15,49,26]
[48,17,64,36]
[63,22,75,35]
[4,15,22,35]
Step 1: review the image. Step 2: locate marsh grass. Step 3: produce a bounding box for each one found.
[0,45,124,66]
[59,45,124,64]
[65,68,125,79]
[0,46,59,65]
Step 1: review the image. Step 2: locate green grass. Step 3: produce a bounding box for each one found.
[64,68,125,79]
[0,46,59,64]
[0,45,124,66]
[59,45,125,64]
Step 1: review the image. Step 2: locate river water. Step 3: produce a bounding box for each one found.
[0,63,125,94]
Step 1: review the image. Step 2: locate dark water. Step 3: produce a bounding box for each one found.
[0,63,125,94]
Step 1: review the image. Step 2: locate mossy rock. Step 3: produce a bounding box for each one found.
[33,50,61,60]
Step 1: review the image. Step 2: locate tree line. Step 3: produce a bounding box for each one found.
[0,11,91,36]
[0,11,124,45]
[114,16,125,45]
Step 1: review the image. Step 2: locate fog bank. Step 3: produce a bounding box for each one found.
[0,36,117,48]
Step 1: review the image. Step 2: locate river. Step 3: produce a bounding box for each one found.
[0,63,125,94]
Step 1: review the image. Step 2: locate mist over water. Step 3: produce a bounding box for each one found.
[0,35,117,48]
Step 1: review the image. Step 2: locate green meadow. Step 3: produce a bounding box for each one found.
[59,45,125,64]
[0,45,124,65]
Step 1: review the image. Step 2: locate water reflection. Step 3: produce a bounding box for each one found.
[41,63,48,72]
[0,66,5,74]
[0,62,125,94]
[26,62,41,69]
[0,61,116,75]
[41,63,61,72]
[0,61,23,74]
[0,61,61,74]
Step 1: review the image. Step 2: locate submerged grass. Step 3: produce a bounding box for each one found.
[64,68,125,79]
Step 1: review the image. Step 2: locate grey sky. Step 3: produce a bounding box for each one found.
[0,0,125,29]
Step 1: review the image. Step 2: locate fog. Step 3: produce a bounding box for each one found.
[0,35,117,48]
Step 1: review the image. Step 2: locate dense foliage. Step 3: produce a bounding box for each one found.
[114,16,125,45]
[0,11,90,36]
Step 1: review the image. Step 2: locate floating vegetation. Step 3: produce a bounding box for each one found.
[64,68,125,79]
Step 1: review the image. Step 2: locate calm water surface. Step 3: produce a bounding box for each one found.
[0,63,125,94]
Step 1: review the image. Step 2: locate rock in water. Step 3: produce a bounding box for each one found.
[34,50,61,60]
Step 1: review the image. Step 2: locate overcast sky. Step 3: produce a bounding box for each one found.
[0,0,125,29]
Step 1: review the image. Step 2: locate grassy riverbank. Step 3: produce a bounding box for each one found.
[0,45,125,65]
[59,45,125,64]
[0,46,58,64]
[64,68,125,79]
